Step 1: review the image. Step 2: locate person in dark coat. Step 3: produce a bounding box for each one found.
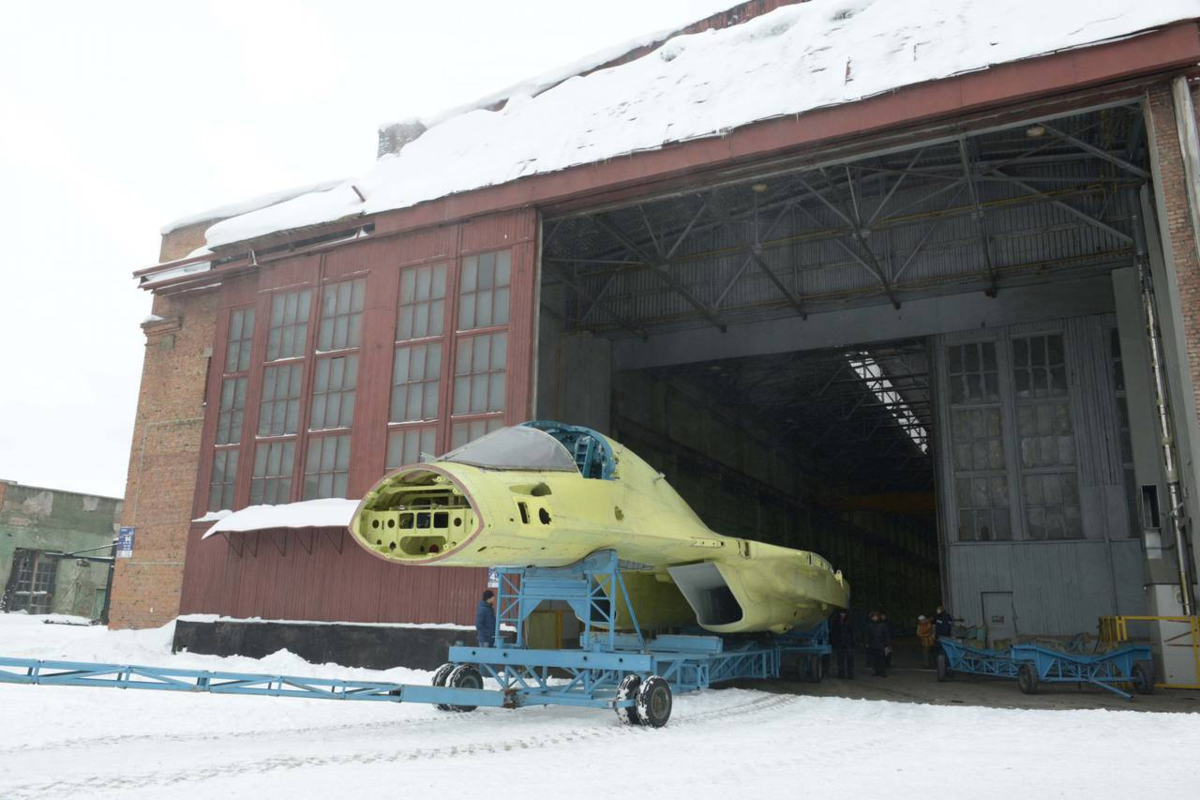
[934,605,954,640]
[475,589,497,647]
[866,611,890,677]
[831,610,855,679]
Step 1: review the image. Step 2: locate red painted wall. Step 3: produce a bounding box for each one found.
[178,209,538,624]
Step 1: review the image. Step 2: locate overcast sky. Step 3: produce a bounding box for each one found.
[0,0,733,499]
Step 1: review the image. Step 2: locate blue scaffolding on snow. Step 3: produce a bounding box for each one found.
[0,549,830,727]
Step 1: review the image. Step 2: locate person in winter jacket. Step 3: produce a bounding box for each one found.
[475,589,497,647]
[934,605,955,639]
[830,610,855,679]
[866,611,890,677]
[917,614,936,667]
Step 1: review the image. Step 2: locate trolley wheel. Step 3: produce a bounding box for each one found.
[806,654,824,684]
[446,664,483,712]
[1017,662,1039,695]
[935,652,951,683]
[1132,661,1155,695]
[615,674,642,726]
[635,675,673,728]
[431,662,456,711]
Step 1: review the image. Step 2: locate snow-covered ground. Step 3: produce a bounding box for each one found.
[1,614,1197,799]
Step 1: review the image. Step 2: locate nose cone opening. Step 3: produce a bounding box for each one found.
[351,467,478,563]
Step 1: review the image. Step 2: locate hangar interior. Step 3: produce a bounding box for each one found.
[536,100,1192,642]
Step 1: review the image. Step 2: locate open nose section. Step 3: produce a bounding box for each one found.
[351,467,478,562]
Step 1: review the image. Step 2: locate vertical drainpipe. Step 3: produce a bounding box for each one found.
[1130,192,1196,616]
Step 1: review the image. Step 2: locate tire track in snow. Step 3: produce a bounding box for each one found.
[2,693,799,798]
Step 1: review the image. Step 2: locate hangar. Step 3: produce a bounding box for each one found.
[115,1,1200,680]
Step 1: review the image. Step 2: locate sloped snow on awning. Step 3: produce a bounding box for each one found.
[197,498,359,540]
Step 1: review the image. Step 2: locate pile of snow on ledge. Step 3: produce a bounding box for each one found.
[202,0,1200,250]
[197,498,358,539]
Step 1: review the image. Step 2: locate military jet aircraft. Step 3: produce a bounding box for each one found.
[350,421,849,634]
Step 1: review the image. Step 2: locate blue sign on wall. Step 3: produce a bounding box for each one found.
[117,526,135,558]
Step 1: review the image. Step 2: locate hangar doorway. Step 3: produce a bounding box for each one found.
[607,339,940,628]
[536,99,1192,640]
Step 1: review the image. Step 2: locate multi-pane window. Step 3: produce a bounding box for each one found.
[453,332,507,415]
[225,308,255,373]
[398,264,447,341]
[7,550,58,614]
[208,449,239,512]
[250,440,295,505]
[318,280,365,352]
[259,363,304,436]
[215,377,247,445]
[267,289,312,361]
[948,341,1009,542]
[947,341,1000,405]
[392,344,441,422]
[458,251,511,331]
[304,435,351,499]
[1012,334,1081,540]
[310,355,358,431]
[451,418,504,450]
[1110,329,1139,536]
[387,427,437,470]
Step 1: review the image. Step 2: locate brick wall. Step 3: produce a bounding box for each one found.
[1147,83,1200,431]
[108,223,224,628]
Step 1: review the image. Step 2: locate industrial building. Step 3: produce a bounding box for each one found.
[114,1,1200,681]
[1,481,122,620]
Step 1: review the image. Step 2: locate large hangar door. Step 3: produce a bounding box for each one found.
[934,315,1144,637]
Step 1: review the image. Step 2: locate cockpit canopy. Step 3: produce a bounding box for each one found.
[436,421,615,479]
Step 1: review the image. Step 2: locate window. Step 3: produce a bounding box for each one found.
[397,263,447,341]
[7,550,58,614]
[250,440,295,505]
[458,251,511,331]
[304,435,351,499]
[310,355,358,430]
[947,341,1009,542]
[453,332,506,415]
[318,279,365,352]
[387,427,437,470]
[451,418,504,450]
[259,363,304,436]
[1012,334,1081,540]
[215,377,247,445]
[391,344,441,422]
[208,449,239,512]
[266,289,311,361]
[225,308,255,373]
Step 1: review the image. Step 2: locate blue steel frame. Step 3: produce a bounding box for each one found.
[0,550,834,719]
[939,639,1154,700]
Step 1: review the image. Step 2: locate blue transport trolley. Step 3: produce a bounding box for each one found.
[0,550,831,727]
[936,638,1155,700]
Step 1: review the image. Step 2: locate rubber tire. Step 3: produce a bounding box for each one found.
[615,674,642,726]
[1132,661,1155,695]
[1017,662,1039,695]
[935,652,951,683]
[446,664,483,712]
[635,676,673,728]
[806,654,824,684]
[431,662,456,711]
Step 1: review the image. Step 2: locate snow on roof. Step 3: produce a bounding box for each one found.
[202,0,1199,251]
[198,498,358,539]
[160,179,344,236]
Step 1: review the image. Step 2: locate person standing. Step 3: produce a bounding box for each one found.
[866,611,890,677]
[917,614,936,668]
[475,589,497,648]
[831,610,855,679]
[934,605,954,640]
